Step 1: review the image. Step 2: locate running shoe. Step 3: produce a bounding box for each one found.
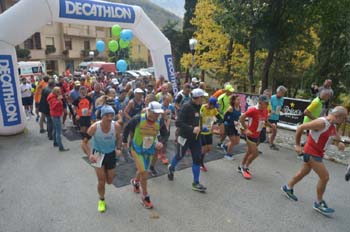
[36,116,39,122]
[201,164,208,172]
[149,166,158,177]
[159,153,169,165]
[221,144,228,151]
[224,154,234,161]
[59,148,70,152]
[167,164,174,181]
[242,168,251,179]
[345,165,350,181]
[39,129,46,134]
[216,143,223,149]
[270,144,279,150]
[98,200,106,213]
[130,178,140,193]
[313,200,335,216]
[141,195,153,209]
[281,185,298,201]
[192,182,207,192]
[237,166,242,174]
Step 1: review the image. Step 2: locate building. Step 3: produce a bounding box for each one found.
[0,0,151,75]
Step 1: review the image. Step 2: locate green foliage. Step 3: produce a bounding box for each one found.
[16,47,31,60]
[129,58,148,70]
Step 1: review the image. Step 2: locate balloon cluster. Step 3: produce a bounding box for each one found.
[95,24,134,72]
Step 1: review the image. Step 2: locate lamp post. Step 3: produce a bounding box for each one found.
[89,50,94,62]
[189,38,197,81]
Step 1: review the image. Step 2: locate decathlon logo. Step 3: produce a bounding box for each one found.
[0,55,21,126]
[59,0,136,23]
[164,54,178,95]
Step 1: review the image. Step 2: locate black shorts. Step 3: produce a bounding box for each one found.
[268,119,279,124]
[225,125,239,136]
[22,97,33,106]
[201,134,213,146]
[259,127,267,143]
[79,116,91,127]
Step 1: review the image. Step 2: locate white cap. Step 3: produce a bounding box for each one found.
[147,101,164,114]
[112,78,119,85]
[110,72,115,76]
[192,88,208,98]
[191,77,199,83]
[134,88,144,94]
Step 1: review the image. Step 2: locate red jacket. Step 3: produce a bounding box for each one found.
[47,93,63,117]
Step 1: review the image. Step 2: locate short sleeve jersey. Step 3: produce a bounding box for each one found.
[245,106,268,138]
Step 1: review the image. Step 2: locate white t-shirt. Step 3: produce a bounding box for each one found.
[21,83,32,98]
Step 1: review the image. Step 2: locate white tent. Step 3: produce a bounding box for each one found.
[0,0,177,135]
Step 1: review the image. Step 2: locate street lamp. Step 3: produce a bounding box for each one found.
[189,38,198,81]
[89,50,94,61]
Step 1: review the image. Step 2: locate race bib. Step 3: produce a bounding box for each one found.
[276,106,281,115]
[143,136,154,150]
[257,120,265,132]
[203,116,215,130]
[91,152,105,168]
[82,108,89,116]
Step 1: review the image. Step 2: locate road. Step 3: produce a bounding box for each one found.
[0,119,349,232]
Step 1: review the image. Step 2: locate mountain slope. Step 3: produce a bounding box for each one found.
[111,0,183,30]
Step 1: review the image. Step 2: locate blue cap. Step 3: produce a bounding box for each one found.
[101,105,115,118]
[208,97,219,108]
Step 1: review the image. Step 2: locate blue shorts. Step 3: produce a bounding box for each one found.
[303,153,323,163]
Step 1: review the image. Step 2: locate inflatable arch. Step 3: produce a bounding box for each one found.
[0,0,177,135]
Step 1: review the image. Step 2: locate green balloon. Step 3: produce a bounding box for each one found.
[112,24,122,37]
[108,40,119,52]
[119,39,130,49]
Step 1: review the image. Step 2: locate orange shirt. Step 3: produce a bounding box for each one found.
[34,81,48,103]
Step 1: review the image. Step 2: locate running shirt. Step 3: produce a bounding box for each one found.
[92,121,116,154]
[21,83,32,98]
[218,93,230,116]
[244,106,268,138]
[200,105,219,135]
[304,117,337,158]
[129,100,145,118]
[303,97,323,123]
[269,95,284,121]
[175,91,191,106]
[34,80,48,103]
[212,89,224,98]
[73,96,93,117]
[224,107,241,128]
[162,104,175,120]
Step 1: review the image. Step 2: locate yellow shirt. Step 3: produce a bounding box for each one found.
[200,104,219,135]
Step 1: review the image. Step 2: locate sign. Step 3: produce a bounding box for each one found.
[164,54,178,96]
[59,0,136,23]
[0,55,21,126]
[280,98,310,125]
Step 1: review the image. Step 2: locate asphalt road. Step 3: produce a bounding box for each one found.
[0,120,349,232]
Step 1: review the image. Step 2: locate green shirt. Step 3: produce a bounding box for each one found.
[303,97,323,123]
[218,93,230,116]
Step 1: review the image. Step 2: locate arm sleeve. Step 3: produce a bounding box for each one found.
[122,115,140,143]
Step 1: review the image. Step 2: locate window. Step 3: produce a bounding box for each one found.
[84,40,90,50]
[24,38,34,49]
[65,39,72,50]
[34,32,42,49]
[45,37,54,47]
[138,45,142,54]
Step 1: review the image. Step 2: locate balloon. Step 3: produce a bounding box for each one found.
[120,29,133,41]
[111,24,122,36]
[108,40,119,52]
[119,39,130,49]
[116,59,128,72]
[95,40,105,52]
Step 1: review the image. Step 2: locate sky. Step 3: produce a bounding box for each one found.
[149,0,185,18]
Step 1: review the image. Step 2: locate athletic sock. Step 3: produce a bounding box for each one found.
[192,164,200,183]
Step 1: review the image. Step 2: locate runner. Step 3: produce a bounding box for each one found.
[238,95,270,179]
[268,86,287,150]
[81,105,122,213]
[20,78,34,119]
[73,86,93,139]
[303,88,333,123]
[217,84,235,148]
[200,97,221,171]
[57,75,70,130]
[124,88,145,121]
[34,76,49,130]
[174,83,192,114]
[122,101,167,209]
[223,94,241,160]
[168,88,208,192]
[281,106,347,216]
[39,79,55,140]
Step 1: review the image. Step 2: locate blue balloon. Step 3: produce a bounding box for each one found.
[116,59,128,72]
[120,29,133,41]
[96,40,105,52]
